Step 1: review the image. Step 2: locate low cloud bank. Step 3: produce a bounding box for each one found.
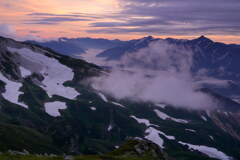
[0,23,54,42]
[89,41,219,110]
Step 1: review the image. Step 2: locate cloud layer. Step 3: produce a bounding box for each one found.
[0,24,16,38]
[0,23,53,42]
[89,40,219,110]
[1,0,240,42]
[88,0,240,36]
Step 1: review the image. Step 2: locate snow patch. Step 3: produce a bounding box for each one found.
[44,101,67,117]
[179,141,232,160]
[185,129,196,132]
[107,123,113,131]
[111,102,125,108]
[206,110,211,117]
[8,47,80,100]
[157,129,175,140]
[0,72,28,108]
[98,92,108,102]
[201,116,207,121]
[91,107,96,111]
[154,109,188,123]
[19,66,31,77]
[209,135,214,140]
[131,116,152,126]
[145,127,175,148]
[145,127,164,148]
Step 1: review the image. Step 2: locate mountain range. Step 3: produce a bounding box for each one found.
[0,35,240,160]
[28,36,240,102]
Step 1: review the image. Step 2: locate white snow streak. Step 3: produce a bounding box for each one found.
[209,135,214,140]
[185,129,196,132]
[111,102,125,108]
[108,123,113,131]
[201,116,207,121]
[131,115,157,127]
[98,92,108,102]
[154,109,188,123]
[179,141,232,160]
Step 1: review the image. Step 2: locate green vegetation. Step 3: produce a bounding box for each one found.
[0,139,170,160]
[0,153,63,160]
[0,123,61,154]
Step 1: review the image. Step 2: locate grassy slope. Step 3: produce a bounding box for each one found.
[0,123,61,154]
[0,140,168,160]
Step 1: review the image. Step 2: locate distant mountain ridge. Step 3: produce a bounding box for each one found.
[27,37,133,56]
[96,36,240,101]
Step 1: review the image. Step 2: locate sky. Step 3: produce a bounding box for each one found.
[0,0,240,43]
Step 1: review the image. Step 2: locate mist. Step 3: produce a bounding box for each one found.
[89,40,218,110]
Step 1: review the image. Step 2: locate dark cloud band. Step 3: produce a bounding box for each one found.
[88,0,240,36]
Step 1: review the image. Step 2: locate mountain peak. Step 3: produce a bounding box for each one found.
[195,35,212,42]
[144,35,154,40]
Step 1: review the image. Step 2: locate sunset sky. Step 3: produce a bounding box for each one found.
[0,0,240,44]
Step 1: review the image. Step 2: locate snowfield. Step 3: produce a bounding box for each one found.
[154,109,188,123]
[145,127,164,148]
[8,47,80,100]
[0,72,28,108]
[145,127,175,148]
[179,141,232,160]
[19,66,31,77]
[44,101,67,117]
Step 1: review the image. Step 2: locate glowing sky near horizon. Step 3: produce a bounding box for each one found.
[0,0,240,43]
